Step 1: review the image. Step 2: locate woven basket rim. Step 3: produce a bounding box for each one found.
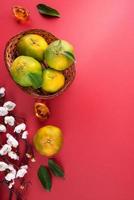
[4,29,76,100]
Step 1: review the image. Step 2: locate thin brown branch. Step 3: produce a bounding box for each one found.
[9,188,14,200]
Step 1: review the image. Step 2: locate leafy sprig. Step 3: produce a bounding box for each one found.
[38,159,64,191]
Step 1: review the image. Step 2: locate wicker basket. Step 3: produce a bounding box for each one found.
[4,29,76,99]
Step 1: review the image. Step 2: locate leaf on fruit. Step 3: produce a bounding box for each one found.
[28,73,42,89]
[48,159,64,177]
[37,4,60,18]
[63,51,75,62]
[38,165,52,192]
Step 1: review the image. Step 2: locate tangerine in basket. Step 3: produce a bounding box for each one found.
[44,40,75,71]
[17,34,48,61]
[41,68,65,93]
[10,56,42,88]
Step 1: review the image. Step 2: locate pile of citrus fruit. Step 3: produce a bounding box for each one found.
[10,34,75,93]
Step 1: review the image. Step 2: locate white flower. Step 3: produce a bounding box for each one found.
[0,87,5,97]
[4,116,15,126]
[0,144,12,155]
[5,168,16,181]
[8,151,19,160]
[8,180,15,189]
[16,165,28,178]
[22,131,28,139]
[3,101,16,111]
[0,107,8,116]
[20,165,28,170]
[8,164,15,171]
[0,124,6,132]
[6,133,18,148]
[14,123,26,133]
[0,161,9,171]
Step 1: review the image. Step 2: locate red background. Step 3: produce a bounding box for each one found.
[0,0,134,199]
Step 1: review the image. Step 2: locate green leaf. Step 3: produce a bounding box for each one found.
[38,166,52,192]
[63,51,75,62]
[37,4,60,18]
[48,159,64,177]
[28,73,42,89]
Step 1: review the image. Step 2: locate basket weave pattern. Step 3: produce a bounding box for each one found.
[4,29,76,99]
